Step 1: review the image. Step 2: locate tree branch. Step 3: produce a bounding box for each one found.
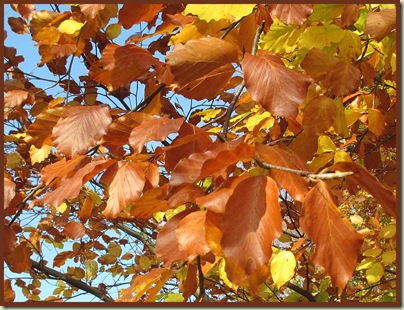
[287,282,316,302]
[133,83,166,112]
[196,256,205,301]
[30,259,114,302]
[116,223,156,255]
[255,155,354,180]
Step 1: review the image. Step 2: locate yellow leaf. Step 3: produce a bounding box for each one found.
[316,135,336,154]
[218,259,238,291]
[298,25,345,50]
[365,262,384,284]
[381,250,396,265]
[165,205,186,221]
[349,215,363,226]
[139,256,151,271]
[309,4,345,22]
[378,224,396,239]
[309,152,333,172]
[338,30,362,60]
[57,202,68,213]
[363,248,382,258]
[184,4,255,22]
[194,108,222,122]
[105,23,121,40]
[244,111,274,131]
[260,20,301,54]
[15,133,26,138]
[334,150,352,163]
[108,242,122,257]
[270,251,296,288]
[58,19,84,35]
[356,257,376,271]
[84,260,98,281]
[153,211,165,222]
[368,108,385,138]
[29,144,52,165]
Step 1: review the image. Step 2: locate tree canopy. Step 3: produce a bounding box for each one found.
[3,3,398,304]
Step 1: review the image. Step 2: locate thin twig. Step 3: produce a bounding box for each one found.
[116,223,156,255]
[134,83,166,112]
[287,282,316,302]
[255,155,354,180]
[196,256,205,301]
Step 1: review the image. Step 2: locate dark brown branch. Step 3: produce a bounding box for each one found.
[133,83,166,112]
[287,283,316,302]
[116,223,156,255]
[30,259,114,302]
[196,256,205,301]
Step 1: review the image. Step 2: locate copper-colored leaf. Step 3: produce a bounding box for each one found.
[221,176,282,281]
[243,51,311,119]
[255,143,310,202]
[8,17,28,34]
[302,96,337,136]
[63,222,86,240]
[341,4,360,27]
[131,184,170,219]
[364,9,396,42]
[41,155,88,185]
[4,226,17,256]
[156,211,191,267]
[168,184,204,208]
[331,161,396,217]
[89,44,158,91]
[269,4,313,25]
[79,4,105,19]
[167,37,238,89]
[79,196,95,223]
[102,162,146,219]
[300,181,364,294]
[52,105,112,158]
[129,117,184,155]
[53,251,73,267]
[367,108,386,138]
[25,107,64,148]
[4,178,16,210]
[4,90,34,108]
[175,210,210,261]
[11,4,36,20]
[301,48,339,80]
[5,243,33,273]
[4,279,16,302]
[324,61,361,97]
[170,139,255,186]
[118,4,163,29]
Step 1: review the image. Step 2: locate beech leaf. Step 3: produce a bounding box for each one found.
[184,4,255,22]
[300,181,364,294]
[242,52,311,119]
[63,221,86,240]
[269,4,313,25]
[52,105,112,158]
[270,251,296,288]
[364,9,396,42]
[4,178,16,210]
[302,96,337,137]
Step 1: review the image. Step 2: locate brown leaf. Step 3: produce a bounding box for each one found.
[5,243,33,273]
[300,181,364,294]
[118,4,163,29]
[269,4,313,25]
[221,176,282,282]
[89,44,159,91]
[324,61,361,97]
[167,37,238,89]
[331,161,396,217]
[4,90,34,108]
[176,210,211,261]
[4,178,16,210]
[4,226,17,256]
[170,139,255,186]
[102,162,146,219]
[63,222,86,240]
[301,48,339,80]
[52,105,112,158]
[156,211,191,266]
[8,17,28,34]
[79,4,105,19]
[129,117,184,155]
[302,96,337,136]
[243,51,311,119]
[364,9,396,42]
[53,251,73,267]
[341,4,360,27]
[4,279,16,302]
[25,107,64,148]
[255,143,309,202]
[11,4,36,20]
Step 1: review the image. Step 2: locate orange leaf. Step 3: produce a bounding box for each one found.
[300,181,363,294]
[79,4,106,19]
[52,105,112,158]
[301,48,339,81]
[4,178,16,210]
[324,61,361,97]
[4,279,16,302]
[53,251,74,267]
[167,37,238,89]
[63,222,86,240]
[4,90,34,108]
[302,96,337,136]
[5,243,33,273]
[331,161,396,217]
[79,196,95,223]
[221,176,282,283]
[89,44,158,91]
[255,143,309,202]
[269,4,313,25]
[11,4,36,20]
[367,108,386,138]
[364,9,396,42]
[175,210,211,261]
[130,184,169,219]
[243,51,311,119]
[118,4,163,29]
[4,226,17,256]
[129,117,184,155]
[41,155,88,185]
[102,162,146,219]
[156,211,191,267]
[168,183,205,208]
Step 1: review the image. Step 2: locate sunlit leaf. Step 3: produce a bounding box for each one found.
[62,221,86,240]
[4,279,16,302]
[378,224,396,239]
[58,19,83,35]
[184,4,255,22]
[365,262,384,284]
[29,144,52,165]
[260,20,302,54]
[269,4,313,25]
[118,4,162,29]
[270,251,296,288]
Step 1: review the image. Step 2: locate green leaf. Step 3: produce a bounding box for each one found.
[298,25,345,50]
[354,8,369,32]
[139,255,151,271]
[338,30,362,60]
[356,257,376,271]
[381,250,396,265]
[84,260,98,281]
[316,135,336,154]
[378,224,396,239]
[270,251,296,288]
[363,248,382,258]
[315,291,329,302]
[163,293,184,302]
[260,20,302,54]
[105,23,121,40]
[365,262,384,284]
[309,4,345,22]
